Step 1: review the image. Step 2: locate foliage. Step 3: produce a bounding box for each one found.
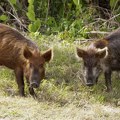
[110,0,119,8]
[27,0,41,32]
[10,0,16,5]
[0,0,119,39]
[0,15,8,21]
[110,0,120,22]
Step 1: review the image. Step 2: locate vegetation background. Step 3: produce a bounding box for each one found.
[0,0,120,119]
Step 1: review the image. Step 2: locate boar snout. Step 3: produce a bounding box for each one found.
[86,82,94,87]
[30,82,39,88]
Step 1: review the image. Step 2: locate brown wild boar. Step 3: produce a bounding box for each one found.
[0,23,52,97]
[76,28,120,92]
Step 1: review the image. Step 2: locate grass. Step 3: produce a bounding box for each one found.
[0,96,120,120]
[0,34,120,119]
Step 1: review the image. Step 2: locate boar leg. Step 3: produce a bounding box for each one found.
[25,77,37,98]
[96,76,99,84]
[14,68,25,96]
[104,70,112,92]
[29,87,37,98]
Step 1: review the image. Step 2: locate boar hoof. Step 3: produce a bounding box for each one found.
[20,93,26,97]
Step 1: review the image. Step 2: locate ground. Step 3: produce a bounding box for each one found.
[0,96,120,120]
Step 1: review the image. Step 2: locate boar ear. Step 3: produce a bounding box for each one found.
[24,47,33,59]
[76,47,87,58]
[96,47,108,58]
[42,49,53,62]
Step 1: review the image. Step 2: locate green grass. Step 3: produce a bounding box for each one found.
[0,34,120,119]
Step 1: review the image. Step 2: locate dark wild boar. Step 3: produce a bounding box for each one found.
[0,23,52,97]
[76,28,120,92]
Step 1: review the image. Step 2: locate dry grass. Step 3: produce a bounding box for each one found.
[0,96,120,120]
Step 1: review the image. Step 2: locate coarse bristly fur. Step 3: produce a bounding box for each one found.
[0,23,53,97]
[76,28,120,92]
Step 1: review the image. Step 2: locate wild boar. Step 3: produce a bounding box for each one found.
[76,28,120,91]
[0,23,52,97]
